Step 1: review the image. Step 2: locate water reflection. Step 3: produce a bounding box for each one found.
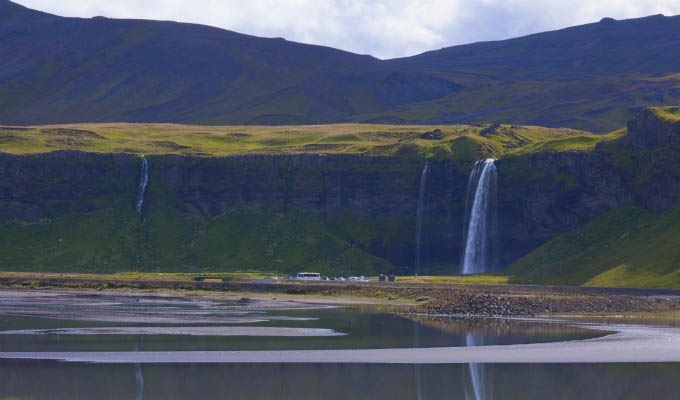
[0,310,601,353]
[136,364,144,400]
[463,333,492,400]
[414,323,423,400]
[3,361,679,399]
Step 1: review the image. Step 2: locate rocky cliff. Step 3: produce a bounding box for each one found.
[0,108,678,274]
[624,108,680,211]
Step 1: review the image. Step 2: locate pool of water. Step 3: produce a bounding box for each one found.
[0,290,676,399]
[0,291,601,352]
[2,361,680,399]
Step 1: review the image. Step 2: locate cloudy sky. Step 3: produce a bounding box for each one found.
[14,0,680,59]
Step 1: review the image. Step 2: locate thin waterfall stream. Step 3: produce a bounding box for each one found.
[414,161,430,275]
[461,159,498,275]
[135,155,149,214]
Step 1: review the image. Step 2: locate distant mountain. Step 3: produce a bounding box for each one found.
[2,0,680,131]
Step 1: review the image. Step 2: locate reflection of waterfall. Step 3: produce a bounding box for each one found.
[135,155,149,213]
[461,159,498,274]
[464,333,492,400]
[135,363,144,400]
[413,322,423,400]
[414,161,430,275]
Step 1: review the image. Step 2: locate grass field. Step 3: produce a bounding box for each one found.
[508,203,680,288]
[0,122,618,160]
[0,200,396,276]
[0,271,275,282]
[654,106,680,121]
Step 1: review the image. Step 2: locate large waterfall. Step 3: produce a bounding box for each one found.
[414,160,430,275]
[461,159,498,275]
[135,155,149,213]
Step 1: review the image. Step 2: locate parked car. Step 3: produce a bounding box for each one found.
[347,276,368,281]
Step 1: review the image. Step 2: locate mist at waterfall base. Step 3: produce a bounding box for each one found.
[135,156,149,214]
[461,159,499,275]
[414,161,430,276]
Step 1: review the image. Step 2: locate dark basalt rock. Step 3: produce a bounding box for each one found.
[480,123,501,136]
[0,109,678,271]
[419,129,443,140]
[626,108,680,211]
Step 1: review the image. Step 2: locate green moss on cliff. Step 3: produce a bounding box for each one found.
[653,106,680,122]
[0,202,394,276]
[0,122,609,161]
[507,203,680,288]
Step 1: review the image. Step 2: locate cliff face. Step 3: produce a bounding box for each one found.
[497,152,633,266]
[0,151,469,271]
[625,108,680,211]
[0,109,678,273]
[0,151,138,220]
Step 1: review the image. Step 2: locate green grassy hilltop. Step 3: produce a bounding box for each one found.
[0,122,618,160]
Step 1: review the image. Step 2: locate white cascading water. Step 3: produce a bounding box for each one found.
[414,160,430,275]
[461,159,498,275]
[135,155,149,213]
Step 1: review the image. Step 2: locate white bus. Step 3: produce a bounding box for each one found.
[296,272,322,281]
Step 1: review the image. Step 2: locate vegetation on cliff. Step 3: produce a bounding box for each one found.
[0,107,678,284]
[0,122,616,161]
[508,203,680,288]
[654,106,680,122]
[0,201,394,276]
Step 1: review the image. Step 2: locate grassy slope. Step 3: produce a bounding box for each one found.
[0,122,617,160]
[507,203,680,288]
[354,74,680,133]
[654,106,680,121]
[0,200,392,276]
[4,3,680,132]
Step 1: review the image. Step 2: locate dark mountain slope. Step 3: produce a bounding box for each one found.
[395,15,680,78]
[1,0,680,129]
[364,15,680,131]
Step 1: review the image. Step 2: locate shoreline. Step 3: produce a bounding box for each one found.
[0,287,680,364]
[3,273,680,317]
[2,323,680,364]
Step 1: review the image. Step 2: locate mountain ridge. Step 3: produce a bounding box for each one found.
[2,0,680,131]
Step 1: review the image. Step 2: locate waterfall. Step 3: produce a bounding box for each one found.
[135,155,149,213]
[465,333,491,400]
[414,161,430,275]
[461,159,498,275]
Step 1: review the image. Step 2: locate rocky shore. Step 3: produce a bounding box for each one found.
[2,274,679,317]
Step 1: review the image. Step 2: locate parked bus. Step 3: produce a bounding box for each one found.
[296,272,322,281]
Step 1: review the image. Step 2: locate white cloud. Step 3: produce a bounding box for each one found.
[13,0,680,59]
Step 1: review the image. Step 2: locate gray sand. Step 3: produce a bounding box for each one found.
[0,289,328,324]
[2,324,680,363]
[0,326,344,337]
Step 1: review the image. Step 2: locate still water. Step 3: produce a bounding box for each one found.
[0,291,678,399]
[3,361,680,400]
